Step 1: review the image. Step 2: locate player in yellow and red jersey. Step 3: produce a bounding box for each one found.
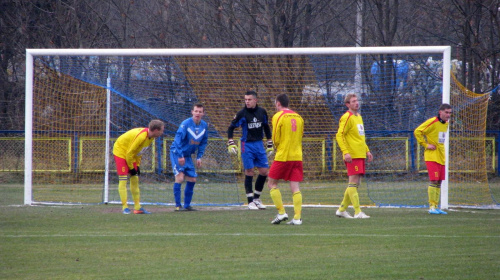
[268,93,304,225]
[335,93,373,219]
[113,120,164,214]
[414,104,452,215]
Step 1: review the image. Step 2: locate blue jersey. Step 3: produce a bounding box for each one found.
[170,118,208,160]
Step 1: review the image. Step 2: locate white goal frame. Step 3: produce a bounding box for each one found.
[24,46,451,207]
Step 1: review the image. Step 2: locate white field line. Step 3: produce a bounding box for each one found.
[2,232,499,239]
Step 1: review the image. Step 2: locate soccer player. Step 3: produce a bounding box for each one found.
[268,93,304,225]
[227,91,273,210]
[335,93,373,219]
[170,103,208,211]
[113,119,165,214]
[414,103,452,215]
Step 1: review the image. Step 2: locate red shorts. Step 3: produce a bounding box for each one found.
[426,161,445,181]
[114,155,137,176]
[345,158,366,176]
[269,161,303,182]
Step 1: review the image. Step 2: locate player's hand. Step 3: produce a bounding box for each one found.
[266,140,274,156]
[366,152,373,163]
[227,139,238,154]
[128,168,138,176]
[343,153,352,163]
[136,166,141,176]
[426,144,436,150]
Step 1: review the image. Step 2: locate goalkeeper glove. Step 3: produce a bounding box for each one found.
[266,140,274,156]
[227,139,238,155]
[128,168,138,176]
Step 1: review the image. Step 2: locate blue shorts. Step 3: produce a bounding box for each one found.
[241,141,269,170]
[170,151,197,178]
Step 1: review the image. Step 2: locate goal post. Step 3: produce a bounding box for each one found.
[24,46,495,208]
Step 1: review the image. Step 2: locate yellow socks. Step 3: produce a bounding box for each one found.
[292,191,302,220]
[270,188,285,214]
[428,184,439,209]
[435,186,441,207]
[118,176,128,210]
[339,188,352,212]
[129,175,141,210]
[346,184,361,215]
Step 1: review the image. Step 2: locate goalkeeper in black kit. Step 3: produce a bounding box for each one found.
[227,91,273,210]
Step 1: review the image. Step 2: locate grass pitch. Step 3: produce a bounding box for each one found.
[1,185,499,280]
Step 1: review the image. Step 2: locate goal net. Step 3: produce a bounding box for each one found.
[23,47,498,209]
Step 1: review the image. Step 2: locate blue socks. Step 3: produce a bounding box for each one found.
[184,181,196,208]
[173,182,182,207]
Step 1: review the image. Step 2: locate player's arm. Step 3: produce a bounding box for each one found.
[227,110,244,139]
[197,126,208,160]
[125,132,147,169]
[262,110,272,140]
[414,119,432,148]
[227,111,243,154]
[262,110,274,154]
[172,124,187,158]
[335,114,351,156]
[271,113,281,148]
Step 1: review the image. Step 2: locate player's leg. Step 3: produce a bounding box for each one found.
[347,175,361,215]
[244,170,255,205]
[339,188,351,210]
[252,143,269,209]
[129,175,142,211]
[434,181,447,214]
[426,161,444,214]
[114,155,130,213]
[173,173,185,209]
[268,177,284,214]
[427,181,439,210]
[253,168,268,209]
[268,161,289,224]
[184,177,196,209]
[253,143,270,200]
[348,160,369,218]
[171,151,185,209]
[290,181,302,221]
[183,157,197,210]
[287,161,303,222]
[242,143,256,207]
[254,170,268,200]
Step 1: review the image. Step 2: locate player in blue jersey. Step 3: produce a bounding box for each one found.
[170,103,208,211]
[227,91,273,210]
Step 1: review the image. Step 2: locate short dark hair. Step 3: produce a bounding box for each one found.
[192,103,204,111]
[149,119,164,131]
[245,91,258,98]
[439,103,452,111]
[276,93,289,107]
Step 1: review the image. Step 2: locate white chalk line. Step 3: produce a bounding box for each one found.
[2,232,499,239]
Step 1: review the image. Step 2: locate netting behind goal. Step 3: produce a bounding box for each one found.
[23,47,498,208]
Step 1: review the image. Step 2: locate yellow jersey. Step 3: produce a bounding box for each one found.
[414,116,449,165]
[113,128,154,169]
[272,109,304,161]
[336,111,370,159]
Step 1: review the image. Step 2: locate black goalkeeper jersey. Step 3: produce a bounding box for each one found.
[227,105,272,142]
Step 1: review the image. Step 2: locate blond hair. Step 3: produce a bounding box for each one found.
[344,93,358,104]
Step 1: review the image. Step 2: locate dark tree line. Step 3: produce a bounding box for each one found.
[1,0,500,130]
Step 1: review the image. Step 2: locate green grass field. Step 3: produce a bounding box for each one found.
[1,185,499,280]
